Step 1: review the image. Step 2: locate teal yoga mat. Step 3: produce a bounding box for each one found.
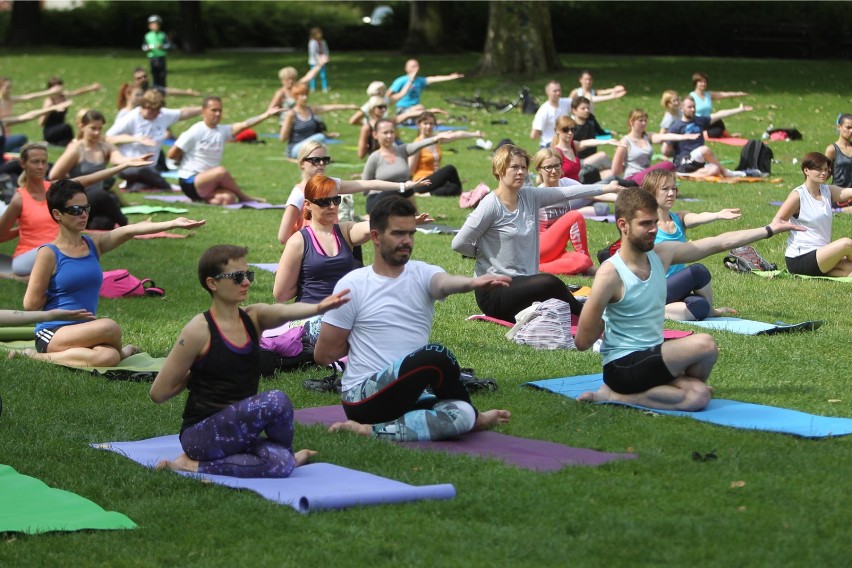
[525,374,852,438]
[0,464,137,534]
[676,317,822,335]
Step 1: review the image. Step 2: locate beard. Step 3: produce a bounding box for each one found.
[626,231,655,253]
[380,243,412,266]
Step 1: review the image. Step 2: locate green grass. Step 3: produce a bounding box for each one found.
[1,49,850,567]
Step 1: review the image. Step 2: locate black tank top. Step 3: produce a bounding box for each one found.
[181,309,261,432]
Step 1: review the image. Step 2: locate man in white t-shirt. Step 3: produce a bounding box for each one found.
[315,196,511,441]
[530,80,572,147]
[106,89,201,191]
[167,96,279,204]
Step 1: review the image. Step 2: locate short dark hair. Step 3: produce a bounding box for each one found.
[615,187,658,224]
[691,71,708,87]
[198,245,248,295]
[800,152,831,175]
[369,196,416,233]
[47,179,87,222]
[416,111,436,124]
[202,95,222,109]
[571,96,590,110]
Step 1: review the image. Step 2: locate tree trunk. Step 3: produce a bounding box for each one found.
[179,0,205,54]
[6,0,42,47]
[479,1,560,75]
[403,1,455,53]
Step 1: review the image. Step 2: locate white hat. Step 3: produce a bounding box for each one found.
[366,81,386,97]
[148,15,162,24]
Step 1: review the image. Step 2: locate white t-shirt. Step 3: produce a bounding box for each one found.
[322,260,445,391]
[106,107,182,158]
[785,184,833,258]
[532,98,572,146]
[174,122,234,179]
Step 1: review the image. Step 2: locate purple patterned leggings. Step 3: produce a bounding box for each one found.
[179,390,297,478]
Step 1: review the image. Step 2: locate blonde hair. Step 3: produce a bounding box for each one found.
[627,108,648,129]
[141,89,163,109]
[366,81,386,97]
[641,168,677,198]
[297,140,327,163]
[661,90,679,110]
[278,67,297,82]
[366,96,387,113]
[532,148,562,185]
[491,145,531,181]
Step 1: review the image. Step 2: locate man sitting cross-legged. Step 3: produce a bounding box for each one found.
[315,196,511,441]
[574,188,801,411]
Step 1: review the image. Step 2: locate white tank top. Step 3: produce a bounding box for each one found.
[785,184,833,258]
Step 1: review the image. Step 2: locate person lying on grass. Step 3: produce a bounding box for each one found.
[150,245,349,478]
[15,179,204,368]
[575,187,801,411]
[315,196,511,441]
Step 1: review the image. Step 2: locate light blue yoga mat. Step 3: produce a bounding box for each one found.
[525,374,852,438]
[676,317,822,336]
[250,263,278,274]
[93,435,456,514]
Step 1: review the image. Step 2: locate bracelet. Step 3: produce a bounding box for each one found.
[764,225,774,238]
[399,182,406,193]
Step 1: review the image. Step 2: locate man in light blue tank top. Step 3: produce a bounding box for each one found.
[574,188,801,411]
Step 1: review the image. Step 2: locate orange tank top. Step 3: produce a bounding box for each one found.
[14,181,58,257]
[412,136,441,181]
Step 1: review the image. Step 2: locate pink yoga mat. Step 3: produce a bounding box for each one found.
[295,406,636,471]
[466,314,692,340]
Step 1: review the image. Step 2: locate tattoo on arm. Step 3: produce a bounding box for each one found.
[178,338,185,347]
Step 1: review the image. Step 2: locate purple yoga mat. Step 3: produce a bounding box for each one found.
[93,435,455,514]
[223,202,287,210]
[296,406,636,471]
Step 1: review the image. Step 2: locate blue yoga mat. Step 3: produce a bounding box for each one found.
[525,374,852,438]
[92,435,455,514]
[677,317,822,336]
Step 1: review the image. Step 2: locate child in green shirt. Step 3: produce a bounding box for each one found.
[142,15,172,89]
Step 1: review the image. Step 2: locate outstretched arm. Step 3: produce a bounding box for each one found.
[711,90,749,101]
[339,178,430,194]
[829,184,852,204]
[0,308,94,326]
[428,273,511,301]
[231,107,281,135]
[251,289,350,332]
[93,217,206,256]
[710,104,752,124]
[10,84,63,102]
[681,208,741,228]
[70,157,154,189]
[298,54,329,85]
[649,132,701,144]
[178,106,203,121]
[3,100,72,126]
[590,86,627,103]
[426,73,464,85]
[64,83,102,97]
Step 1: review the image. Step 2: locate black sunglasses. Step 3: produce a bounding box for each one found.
[214,270,255,285]
[560,127,575,133]
[310,195,342,208]
[63,204,92,216]
[691,450,718,462]
[376,105,387,110]
[302,156,332,166]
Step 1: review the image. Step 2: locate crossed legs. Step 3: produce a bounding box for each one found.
[16,319,137,367]
[193,166,261,205]
[816,238,852,276]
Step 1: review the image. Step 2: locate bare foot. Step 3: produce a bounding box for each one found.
[121,344,140,359]
[294,449,317,467]
[156,453,199,473]
[578,384,614,403]
[712,307,737,317]
[7,348,37,360]
[473,409,511,431]
[328,420,372,436]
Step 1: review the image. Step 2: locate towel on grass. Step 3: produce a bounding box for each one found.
[92,436,455,514]
[0,464,136,534]
[295,406,636,471]
[524,374,852,438]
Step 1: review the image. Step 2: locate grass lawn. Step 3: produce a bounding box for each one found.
[1,49,850,567]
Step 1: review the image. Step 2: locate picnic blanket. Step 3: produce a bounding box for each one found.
[525,374,852,438]
[0,464,137,534]
[121,205,189,215]
[466,314,693,341]
[93,435,456,514]
[295,406,636,471]
[676,317,822,335]
[750,269,852,283]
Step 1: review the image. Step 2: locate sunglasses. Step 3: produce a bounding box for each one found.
[214,270,255,285]
[375,105,387,110]
[560,127,575,133]
[310,195,342,208]
[63,204,91,216]
[540,164,562,172]
[302,156,332,166]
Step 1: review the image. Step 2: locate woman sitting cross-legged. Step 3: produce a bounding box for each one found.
[408,111,484,196]
[642,168,740,320]
[18,179,204,367]
[149,244,349,477]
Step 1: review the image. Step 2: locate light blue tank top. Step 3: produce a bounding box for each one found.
[654,211,686,276]
[689,91,713,117]
[601,250,666,365]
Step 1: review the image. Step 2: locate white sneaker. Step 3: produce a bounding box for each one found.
[727,170,747,178]
[475,138,493,150]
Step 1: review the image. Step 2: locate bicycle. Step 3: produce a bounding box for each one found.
[445,86,535,114]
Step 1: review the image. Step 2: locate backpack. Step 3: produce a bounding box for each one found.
[723,245,777,273]
[520,87,538,115]
[100,269,165,298]
[506,299,576,350]
[736,140,773,175]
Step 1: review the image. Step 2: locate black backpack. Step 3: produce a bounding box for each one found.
[737,140,773,175]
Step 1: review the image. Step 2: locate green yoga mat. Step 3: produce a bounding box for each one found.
[752,269,852,283]
[0,326,35,341]
[121,205,189,215]
[0,343,164,379]
[0,464,137,534]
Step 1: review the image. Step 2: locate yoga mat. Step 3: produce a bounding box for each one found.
[677,317,822,336]
[121,205,189,215]
[296,406,636,471]
[93,435,456,514]
[400,124,469,132]
[0,326,35,341]
[223,201,287,210]
[466,314,693,340]
[144,194,192,203]
[750,269,852,283]
[250,263,278,274]
[161,170,179,180]
[679,175,783,184]
[525,374,852,438]
[706,137,749,147]
[0,345,163,379]
[259,133,343,145]
[415,223,460,235]
[583,214,616,223]
[0,464,137,534]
